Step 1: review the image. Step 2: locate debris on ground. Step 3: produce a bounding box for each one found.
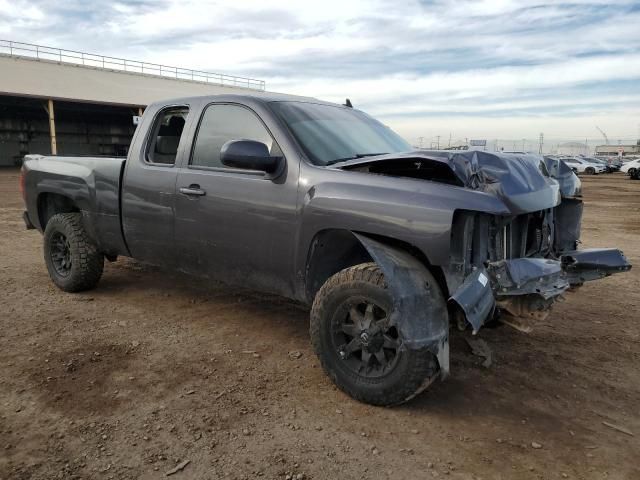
[465,337,493,368]
[165,460,190,476]
[288,351,303,359]
[602,421,634,436]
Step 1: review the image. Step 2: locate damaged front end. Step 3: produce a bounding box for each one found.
[446,154,631,333]
[338,150,630,377]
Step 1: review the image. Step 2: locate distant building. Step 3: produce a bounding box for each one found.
[555,142,589,156]
[595,143,640,156]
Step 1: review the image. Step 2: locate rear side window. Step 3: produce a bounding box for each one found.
[191,104,281,169]
[146,106,189,165]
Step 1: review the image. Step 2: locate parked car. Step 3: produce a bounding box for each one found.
[20,94,631,406]
[609,157,623,170]
[621,158,640,177]
[582,156,619,173]
[559,157,606,174]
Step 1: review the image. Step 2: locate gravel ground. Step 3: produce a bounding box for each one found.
[1,167,639,480]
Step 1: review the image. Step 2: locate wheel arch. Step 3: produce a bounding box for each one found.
[304,229,448,304]
[37,192,81,232]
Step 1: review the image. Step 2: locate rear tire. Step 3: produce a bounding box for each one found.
[43,213,104,292]
[310,263,441,406]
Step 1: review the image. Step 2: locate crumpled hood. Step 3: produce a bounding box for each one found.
[334,150,578,214]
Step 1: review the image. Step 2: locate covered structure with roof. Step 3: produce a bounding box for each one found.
[0,40,266,165]
[595,143,640,156]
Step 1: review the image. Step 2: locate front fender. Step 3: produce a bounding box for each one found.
[354,233,450,376]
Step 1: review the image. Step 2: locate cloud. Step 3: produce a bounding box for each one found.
[1,0,639,143]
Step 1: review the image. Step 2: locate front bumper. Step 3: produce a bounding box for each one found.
[451,248,631,332]
[561,248,631,284]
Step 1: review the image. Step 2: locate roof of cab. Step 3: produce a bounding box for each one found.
[147,91,342,109]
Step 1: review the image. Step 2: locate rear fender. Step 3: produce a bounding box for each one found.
[353,233,450,376]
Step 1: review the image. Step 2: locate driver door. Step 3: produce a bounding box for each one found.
[173,102,299,297]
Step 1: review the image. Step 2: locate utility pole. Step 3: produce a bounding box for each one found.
[436,135,440,150]
[418,136,424,148]
[538,133,544,154]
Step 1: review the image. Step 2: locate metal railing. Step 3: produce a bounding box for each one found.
[0,39,266,91]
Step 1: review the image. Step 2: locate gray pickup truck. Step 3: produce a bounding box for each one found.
[21,93,631,406]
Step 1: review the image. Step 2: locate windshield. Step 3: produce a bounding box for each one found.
[269,101,411,166]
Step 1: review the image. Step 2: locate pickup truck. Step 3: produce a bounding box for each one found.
[21,93,631,406]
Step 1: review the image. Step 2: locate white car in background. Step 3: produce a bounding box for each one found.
[621,158,640,176]
[560,157,607,175]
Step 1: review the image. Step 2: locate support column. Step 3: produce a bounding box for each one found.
[47,99,57,155]
[138,107,144,116]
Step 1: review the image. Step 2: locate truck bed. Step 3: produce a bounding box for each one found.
[22,154,129,257]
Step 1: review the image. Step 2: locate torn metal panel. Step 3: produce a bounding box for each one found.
[450,268,495,333]
[337,150,562,214]
[561,248,631,284]
[553,198,583,254]
[353,233,450,376]
[488,258,569,299]
[542,156,582,199]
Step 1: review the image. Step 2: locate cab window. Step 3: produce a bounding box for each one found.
[146,107,189,165]
[191,104,281,169]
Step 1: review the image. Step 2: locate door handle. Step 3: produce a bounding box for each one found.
[179,185,206,196]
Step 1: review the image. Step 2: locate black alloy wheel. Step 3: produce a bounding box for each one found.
[310,263,443,406]
[331,298,401,378]
[49,231,72,277]
[43,213,104,292]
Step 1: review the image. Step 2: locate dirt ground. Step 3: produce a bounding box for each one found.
[1,167,638,480]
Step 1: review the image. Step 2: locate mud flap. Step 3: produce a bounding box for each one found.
[449,268,495,333]
[353,233,450,377]
[561,248,631,285]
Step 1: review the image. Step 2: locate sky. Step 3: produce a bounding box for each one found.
[1,0,639,150]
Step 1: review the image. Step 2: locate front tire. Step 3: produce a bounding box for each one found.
[585,167,595,175]
[310,263,441,406]
[43,213,104,292]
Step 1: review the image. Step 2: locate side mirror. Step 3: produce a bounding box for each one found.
[220,139,281,173]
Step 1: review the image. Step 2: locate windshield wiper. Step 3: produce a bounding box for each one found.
[326,153,389,166]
